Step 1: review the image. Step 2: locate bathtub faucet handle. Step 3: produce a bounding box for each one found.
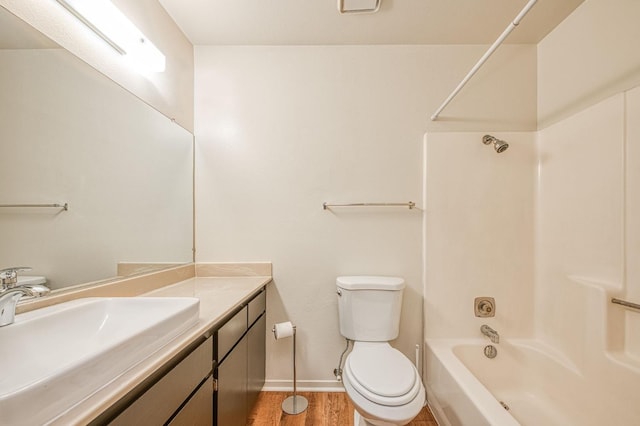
[474,297,495,317]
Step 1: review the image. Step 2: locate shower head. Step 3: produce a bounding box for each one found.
[482,135,509,153]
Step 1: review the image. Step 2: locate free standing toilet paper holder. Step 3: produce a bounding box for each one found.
[272,322,308,415]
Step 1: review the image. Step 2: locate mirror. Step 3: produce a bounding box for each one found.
[0,6,193,291]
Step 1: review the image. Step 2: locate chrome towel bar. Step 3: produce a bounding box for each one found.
[611,298,640,312]
[0,203,68,211]
[323,201,415,210]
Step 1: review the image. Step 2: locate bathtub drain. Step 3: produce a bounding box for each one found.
[483,345,497,358]
[499,401,510,411]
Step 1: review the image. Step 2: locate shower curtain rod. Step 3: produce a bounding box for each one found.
[430,0,538,121]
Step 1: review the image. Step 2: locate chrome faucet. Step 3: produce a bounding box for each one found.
[0,267,49,327]
[480,324,500,344]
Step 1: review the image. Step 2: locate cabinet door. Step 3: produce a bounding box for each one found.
[169,376,214,426]
[247,314,266,412]
[110,337,212,426]
[218,306,248,362]
[216,335,248,426]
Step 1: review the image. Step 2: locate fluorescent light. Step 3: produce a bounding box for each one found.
[55,0,166,72]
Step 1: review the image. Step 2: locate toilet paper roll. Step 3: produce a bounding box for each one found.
[273,321,295,339]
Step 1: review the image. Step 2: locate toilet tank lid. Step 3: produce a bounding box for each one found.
[336,276,405,290]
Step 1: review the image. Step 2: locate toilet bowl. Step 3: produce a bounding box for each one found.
[342,342,425,426]
[336,276,426,426]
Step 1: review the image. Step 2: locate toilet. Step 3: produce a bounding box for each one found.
[337,276,425,426]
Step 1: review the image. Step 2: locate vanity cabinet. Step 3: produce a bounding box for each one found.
[95,286,266,426]
[215,287,266,426]
[247,314,267,410]
[108,336,213,426]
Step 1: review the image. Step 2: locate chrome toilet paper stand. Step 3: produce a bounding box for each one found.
[272,323,308,415]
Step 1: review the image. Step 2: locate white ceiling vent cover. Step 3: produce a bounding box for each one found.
[338,0,381,14]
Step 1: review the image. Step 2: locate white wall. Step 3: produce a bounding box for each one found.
[194,44,536,387]
[0,0,194,131]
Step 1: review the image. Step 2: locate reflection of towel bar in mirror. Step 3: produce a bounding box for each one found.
[323,201,415,210]
[0,203,68,211]
[611,298,640,312]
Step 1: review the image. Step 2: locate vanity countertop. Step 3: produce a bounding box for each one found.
[49,275,272,425]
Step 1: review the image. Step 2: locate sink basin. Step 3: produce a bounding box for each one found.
[0,297,200,425]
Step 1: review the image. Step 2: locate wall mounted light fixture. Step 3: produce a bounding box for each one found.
[55,0,166,72]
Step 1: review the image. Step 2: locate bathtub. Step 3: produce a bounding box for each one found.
[425,339,607,426]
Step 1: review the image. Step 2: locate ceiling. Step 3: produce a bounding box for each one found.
[159,0,585,46]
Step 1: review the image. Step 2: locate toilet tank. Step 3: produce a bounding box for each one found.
[336,276,405,341]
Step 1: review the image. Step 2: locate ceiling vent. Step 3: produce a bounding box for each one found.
[338,0,381,14]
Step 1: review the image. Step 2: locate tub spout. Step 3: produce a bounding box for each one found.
[480,324,500,344]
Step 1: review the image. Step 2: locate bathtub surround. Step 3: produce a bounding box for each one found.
[424,132,536,340]
[625,88,640,358]
[424,95,640,423]
[534,0,640,420]
[528,87,640,425]
[425,1,640,424]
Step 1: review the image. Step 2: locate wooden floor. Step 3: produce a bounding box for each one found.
[247,392,437,426]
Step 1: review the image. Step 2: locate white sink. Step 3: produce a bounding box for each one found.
[0,297,200,425]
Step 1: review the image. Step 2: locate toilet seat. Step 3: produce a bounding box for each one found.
[345,343,421,407]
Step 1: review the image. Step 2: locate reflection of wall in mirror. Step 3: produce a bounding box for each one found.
[0,47,193,290]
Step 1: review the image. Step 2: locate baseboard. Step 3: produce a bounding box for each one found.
[262,379,346,392]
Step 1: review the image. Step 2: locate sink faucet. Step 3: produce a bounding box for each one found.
[0,287,35,326]
[0,267,49,327]
[480,324,500,344]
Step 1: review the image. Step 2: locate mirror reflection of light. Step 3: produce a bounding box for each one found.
[55,0,166,72]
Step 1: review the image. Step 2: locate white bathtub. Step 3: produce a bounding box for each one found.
[424,338,628,426]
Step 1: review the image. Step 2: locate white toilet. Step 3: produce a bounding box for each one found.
[337,276,425,426]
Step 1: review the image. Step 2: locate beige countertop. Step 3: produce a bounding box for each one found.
[49,274,272,425]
